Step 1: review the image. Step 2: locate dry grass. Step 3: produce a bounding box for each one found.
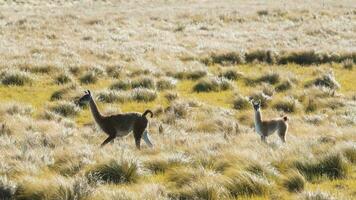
[0,0,355,199]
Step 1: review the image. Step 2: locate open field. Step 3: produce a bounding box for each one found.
[0,0,355,199]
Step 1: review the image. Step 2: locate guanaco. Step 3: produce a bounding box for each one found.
[251,99,288,143]
[78,90,153,149]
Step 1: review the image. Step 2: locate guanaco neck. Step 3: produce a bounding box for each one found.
[89,97,103,123]
[254,109,262,125]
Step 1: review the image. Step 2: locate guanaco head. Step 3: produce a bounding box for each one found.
[78,90,92,104]
[251,99,261,111]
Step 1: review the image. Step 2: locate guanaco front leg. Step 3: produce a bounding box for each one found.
[101,135,115,147]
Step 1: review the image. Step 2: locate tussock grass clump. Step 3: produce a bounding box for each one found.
[295,153,349,181]
[164,92,178,102]
[249,92,271,108]
[257,10,269,16]
[167,167,198,187]
[224,171,270,198]
[131,88,157,102]
[110,80,131,91]
[156,77,176,90]
[193,77,232,92]
[301,191,336,200]
[106,65,122,78]
[278,51,356,65]
[342,58,354,70]
[202,52,244,65]
[86,159,139,184]
[278,51,324,65]
[273,98,301,113]
[0,70,33,86]
[245,50,276,64]
[219,69,243,80]
[51,88,70,101]
[51,178,93,200]
[305,99,318,113]
[257,72,280,84]
[307,72,340,90]
[275,79,293,92]
[173,69,207,80]
[282,171,305,192]
[55,73,72,85]
[233,95,250,110]
[144,159,170,174]
[0,176,17,200]
[131,76,155,89]
[50,101,80,117]
[173,182,219,200]
[2,103,33,116]
[27,65,55,74]
[97,90,129,103]
[79,72,98,84]
[342,147,356,164]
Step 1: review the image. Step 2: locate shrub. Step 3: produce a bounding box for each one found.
[257,72,280,84]
[97,90,129,103]
[0,70,33,86]
[307,72,340,90]
[224,172,269,197]
[233,95,250,110]
[203,52,244,65]
[131,88,157,102]
[342,59,354,70]
[275,80,293,92]
[86,159,139,184]
[156,78,176,90]
[193,77,232,92]
[219,69,243,80]
[131,77,155,89]
[50,101,80,117]
[0,176,17,200]
[295,153,349,181]
[79,72,98,84]
[273,98,300,113]
[55,73,72,84]
[283,171,305,192]
[110,80,131,90]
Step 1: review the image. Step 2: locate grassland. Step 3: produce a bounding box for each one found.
[0,0,355,199]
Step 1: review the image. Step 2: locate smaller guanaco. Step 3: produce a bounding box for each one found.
[78,90,154,149]
[251,99,288,143]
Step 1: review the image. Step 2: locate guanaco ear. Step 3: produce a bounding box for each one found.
[86,90,91,95]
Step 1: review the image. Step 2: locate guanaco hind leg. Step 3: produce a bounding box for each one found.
[143,130,153,147]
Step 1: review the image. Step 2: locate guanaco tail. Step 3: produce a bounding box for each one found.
[78,90,154,149]
[252,99,288,143]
